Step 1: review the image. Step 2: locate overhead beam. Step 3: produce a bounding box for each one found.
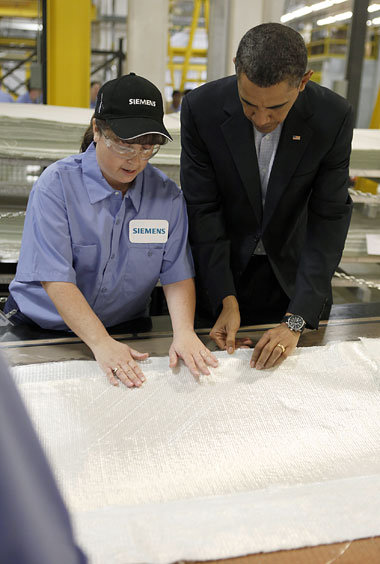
[345,0,370,123]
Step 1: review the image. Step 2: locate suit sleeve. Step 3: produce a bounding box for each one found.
[288,105,354,327]
[180,95,236,315]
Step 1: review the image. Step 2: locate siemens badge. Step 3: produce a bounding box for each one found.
[129,220,169,243]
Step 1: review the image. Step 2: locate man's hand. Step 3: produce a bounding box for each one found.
[251,324,300,369]
[210,296,252,353]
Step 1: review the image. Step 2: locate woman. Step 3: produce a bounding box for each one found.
[5,73,217,386]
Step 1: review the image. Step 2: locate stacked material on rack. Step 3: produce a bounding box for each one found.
[0,103,93,161]
[342,207,380,256]
[0,103,180,163]
[350,129,380,177]
[0,212,23,263]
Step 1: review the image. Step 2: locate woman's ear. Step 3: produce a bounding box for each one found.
[92,118,100,143]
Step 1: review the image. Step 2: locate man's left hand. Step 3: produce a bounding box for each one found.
[250,324,301,369]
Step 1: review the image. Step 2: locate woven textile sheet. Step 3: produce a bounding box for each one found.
[12,338,380,563]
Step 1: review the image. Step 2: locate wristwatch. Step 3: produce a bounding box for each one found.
[281,314,306,333]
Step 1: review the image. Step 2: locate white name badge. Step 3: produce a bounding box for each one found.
[129,219,169,243]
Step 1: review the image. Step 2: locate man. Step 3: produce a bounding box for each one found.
[17,79,42,104]
[0,352,87,563]
[90,80,101,109]
[166,89,182,113]
[180,23,353,370]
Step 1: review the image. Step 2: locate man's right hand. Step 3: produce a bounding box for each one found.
[209,295,252,353]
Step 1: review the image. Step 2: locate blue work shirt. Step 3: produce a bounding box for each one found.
[10,143,194,330]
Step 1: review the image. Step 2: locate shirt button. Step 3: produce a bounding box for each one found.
[147,250,153,257]
[115,219,120,225]
[114,192,120,196]
[101,288,107,293]
[111,254,115,259]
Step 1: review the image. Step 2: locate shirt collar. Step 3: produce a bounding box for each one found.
[253,122,283,155]
[253,122,283,142]
[82,142,143,209]
[123,169,143,212]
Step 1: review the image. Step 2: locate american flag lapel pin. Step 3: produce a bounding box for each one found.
[292,135,301,141]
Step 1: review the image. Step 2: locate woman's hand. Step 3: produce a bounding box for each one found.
[41,282,148,387]
[169,330,218,379]
[92,335,149,387]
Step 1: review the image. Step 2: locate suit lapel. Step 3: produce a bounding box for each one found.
[221,102,263,225]
[263,93,313,230]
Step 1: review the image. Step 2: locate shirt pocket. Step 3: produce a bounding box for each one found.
[124,245,165,297]
[72,244,98,273]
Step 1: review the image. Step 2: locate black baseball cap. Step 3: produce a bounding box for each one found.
[94,72,172,141]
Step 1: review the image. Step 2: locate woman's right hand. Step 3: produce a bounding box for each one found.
[92,336,149,387]
[40,282,149,387]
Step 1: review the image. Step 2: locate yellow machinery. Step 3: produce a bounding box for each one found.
[167,0,208,93]
[45,0,91,107]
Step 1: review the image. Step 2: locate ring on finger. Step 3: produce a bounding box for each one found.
[112,367,119,376]
[276,343,286,354]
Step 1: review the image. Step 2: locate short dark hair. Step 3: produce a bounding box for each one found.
[235,23,308,88]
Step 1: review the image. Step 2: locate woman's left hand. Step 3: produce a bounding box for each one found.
[169,331,219,378]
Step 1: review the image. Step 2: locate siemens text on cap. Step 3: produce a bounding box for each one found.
[129,99,157,106]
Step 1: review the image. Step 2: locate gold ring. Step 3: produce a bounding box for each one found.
[112,367,119,375]
[276,343,286,354]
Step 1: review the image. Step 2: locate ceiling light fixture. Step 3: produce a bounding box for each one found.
[281,0,380,23]
[368,3,380,12]
[317,10,353,25]
[281,0,348,23]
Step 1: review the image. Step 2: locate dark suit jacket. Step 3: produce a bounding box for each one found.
[180,76,354,328]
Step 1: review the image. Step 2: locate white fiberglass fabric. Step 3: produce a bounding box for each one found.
[12,338,380,563]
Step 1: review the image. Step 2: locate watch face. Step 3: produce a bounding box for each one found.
[288,315,305,331]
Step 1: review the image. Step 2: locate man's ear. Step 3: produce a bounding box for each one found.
[299,70,313,92]
[92,118,100,142]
